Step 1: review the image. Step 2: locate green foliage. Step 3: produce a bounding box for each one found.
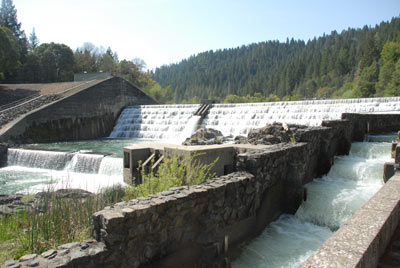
[35,42,75,82]
[0,0,23,39]
[381,42,400,65]
[0,185,125,263]
[124,152,218,200]
[357,61,379,97]
[0,26,19,80]
[153,17,400,102]
[143,83,173,103]
[223,92,281,103]
[28,27,39,53]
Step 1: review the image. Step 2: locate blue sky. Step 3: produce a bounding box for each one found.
[13,0,400,70]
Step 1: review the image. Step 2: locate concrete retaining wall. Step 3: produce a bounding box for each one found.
[0,77,156,143]
[0,143,7,168]
[342,113,400,141]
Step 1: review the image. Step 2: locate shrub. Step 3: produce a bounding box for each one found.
[124,151,218,200]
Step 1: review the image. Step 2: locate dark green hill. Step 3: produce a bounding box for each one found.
[152,17,400,103]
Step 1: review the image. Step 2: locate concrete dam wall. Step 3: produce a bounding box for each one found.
[6,113,400,268]
[0,77,157,143]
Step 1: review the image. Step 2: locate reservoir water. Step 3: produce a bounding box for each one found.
[231,135,394,268]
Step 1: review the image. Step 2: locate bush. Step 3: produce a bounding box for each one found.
[124,152,218,200]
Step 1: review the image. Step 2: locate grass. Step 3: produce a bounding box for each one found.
[0,151,218,263]
[0,184,125,263]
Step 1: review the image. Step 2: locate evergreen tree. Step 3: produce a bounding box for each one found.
[0,26,19,81]
[28,27,39,53]
[0,0,23,39]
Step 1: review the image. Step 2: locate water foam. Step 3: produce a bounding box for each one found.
[232,136,393,267]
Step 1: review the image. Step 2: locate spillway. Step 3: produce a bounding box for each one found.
[109,104,201,140]
[0,148,124,194]
[202,97,400,136]
[231,135,394,268]
[108,97,400,139]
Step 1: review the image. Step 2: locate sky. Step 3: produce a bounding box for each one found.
[12,0,400,70]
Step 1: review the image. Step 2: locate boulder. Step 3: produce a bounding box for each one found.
[247,123,309,145]
[234,135,248,144]
[34,189,95,211]
[0,194,34,218]
[0,189,96,217]
[183,128,225,145]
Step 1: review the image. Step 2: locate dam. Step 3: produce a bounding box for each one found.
[1,79,400,267]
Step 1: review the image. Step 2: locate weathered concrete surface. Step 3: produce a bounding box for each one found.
[342,113,400,141]
[123,142,271,185]
[0,143,7,168]
[0,77,156,143]
[300,174,400,268]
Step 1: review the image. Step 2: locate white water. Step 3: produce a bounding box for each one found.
[1,149,124,194]
[203,97,400,136]
[67,153,104,174]
[232,137,393,268]
[108,97,400,140]
[7,148,72,170]
[109,104,201,141]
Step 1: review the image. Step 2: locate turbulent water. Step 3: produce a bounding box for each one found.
[109,104,201,141]
[231,135,394,268]
[105,97,400,140]
[202,97,400,136]
[0,149,125,194]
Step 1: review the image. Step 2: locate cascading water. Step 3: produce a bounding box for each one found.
[202,97,400,136]
[231,135,394,268]
[0,148,125,194]
[67,153,104,174]
[108,104,201,140]
[7,148,72,170]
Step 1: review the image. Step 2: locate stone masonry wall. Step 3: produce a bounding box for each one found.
[0,77,157,143]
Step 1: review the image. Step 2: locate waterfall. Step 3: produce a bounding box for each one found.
[1,149,124,194]
[7,148,72,170]
[232,135,394,268]
[108,104,201,140]
[202,97,400,136]
[108,97,400,140]
[98,157,123,176]
[67,153,105,174]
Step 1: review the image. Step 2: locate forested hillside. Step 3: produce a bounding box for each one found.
[152,17,400,103]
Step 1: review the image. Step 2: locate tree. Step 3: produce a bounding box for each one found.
[28,27,39,53]
[35,43,74,82]
[0,26,19,80]
[0,0,23,39]
[357,61,379,97]
[118,60,141,85]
